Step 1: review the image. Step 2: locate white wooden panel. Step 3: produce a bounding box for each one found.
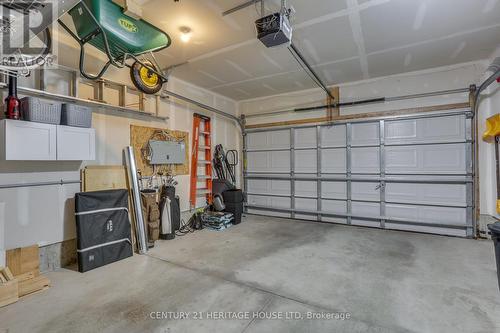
[385,144,466,174]
[321,181,347,199]
[247,151,291,173]
[2,120,56,160]
[351,147,380,174]
[385,115,465,145]
[296,181,318,198]
[321,125,346,147]
[352,201,380,227]
[352,182,380,201]
[386,204,467,225]
[295,150,317,173]
[57,126,96,161]
[321,148,346,173]
[351,122,380,146]
[247,130,290,150]
[247,179,291,195]
[295,127,317,148]
[385,183,466,207]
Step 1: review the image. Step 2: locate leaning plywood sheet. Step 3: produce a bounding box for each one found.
[130,125,189,176]
[82,165,129,192]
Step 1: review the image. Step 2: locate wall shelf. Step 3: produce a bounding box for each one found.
[0,83,169,122]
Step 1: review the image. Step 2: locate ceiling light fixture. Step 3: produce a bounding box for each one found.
[179,26,192,43]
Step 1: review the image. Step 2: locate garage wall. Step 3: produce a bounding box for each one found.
[241,62,486,123]
[0,39,241,266]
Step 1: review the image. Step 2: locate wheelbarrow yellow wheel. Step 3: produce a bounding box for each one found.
[131,60,164,94]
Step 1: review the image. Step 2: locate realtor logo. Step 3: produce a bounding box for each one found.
[0,1,58,72]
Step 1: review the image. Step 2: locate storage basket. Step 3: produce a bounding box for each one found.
[61,104,92,128]
[20,97,61,125]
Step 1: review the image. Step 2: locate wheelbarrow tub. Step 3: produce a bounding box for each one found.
[69,0,170,58]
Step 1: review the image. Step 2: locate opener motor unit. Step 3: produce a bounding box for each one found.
[255,12,292,48]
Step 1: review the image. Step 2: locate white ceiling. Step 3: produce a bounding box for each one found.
[140,0,500,101]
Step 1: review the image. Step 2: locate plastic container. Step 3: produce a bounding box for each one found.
[222,189,244,203]
[61,104,92,128]
[20,97,61,125]
[224,202,244,225]
[488,222,500,291]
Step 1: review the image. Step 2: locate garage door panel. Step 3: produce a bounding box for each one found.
[385,183,466,207]
[322,217,348,224]
[247,195,291,209]
[385,115,465,145]
[295,198,318,219]
[322,199,347,214]
[321,125,346,147]
[321,149,346,173]
[247,151,291,173]
[247,130,290,150]
[247,179,291,195]
[247,179,268,193]
[352,182,380,201]
[384,223,467,237]
[385,144,466,174]
[386,204,467,225]
[352,201,380,227]
[295,127,317,148]
[351,147,380,174]
[296,181,318,198]
[247,132,268,150]
[295,150,317,173]
[351,122,380,146]
[321,181,347,199]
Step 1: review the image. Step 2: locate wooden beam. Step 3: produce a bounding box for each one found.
[326,87,340,120]
[245,102,470,130]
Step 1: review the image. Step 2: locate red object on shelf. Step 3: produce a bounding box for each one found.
[4,73,20,120]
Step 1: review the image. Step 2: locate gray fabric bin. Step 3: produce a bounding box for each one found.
[61,104,92,128]
[20,97,61,125]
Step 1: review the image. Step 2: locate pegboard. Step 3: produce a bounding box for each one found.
[130,125,189,176]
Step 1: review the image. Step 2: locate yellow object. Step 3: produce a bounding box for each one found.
[483,114,500,142]
[139,66,159,88]
[497,200,500,214]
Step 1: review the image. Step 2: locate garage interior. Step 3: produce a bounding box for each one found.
[0,0,500,332]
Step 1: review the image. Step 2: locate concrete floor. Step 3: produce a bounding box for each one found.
[1,215,499,333]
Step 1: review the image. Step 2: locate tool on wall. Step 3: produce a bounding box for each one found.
[190,113,213,208]
[214,145,238,185]
[483,114,500,213]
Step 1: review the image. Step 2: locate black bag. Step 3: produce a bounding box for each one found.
[75,190,133,273]
[171,196,181,231]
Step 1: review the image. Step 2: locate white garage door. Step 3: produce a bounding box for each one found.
[244,109,474,237]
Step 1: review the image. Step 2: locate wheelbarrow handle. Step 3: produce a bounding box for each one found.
[79,45,112,80]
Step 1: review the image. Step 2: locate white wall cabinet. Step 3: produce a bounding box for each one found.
[57,125,96,161]
[1,120,95,161]
[1,119,57,160]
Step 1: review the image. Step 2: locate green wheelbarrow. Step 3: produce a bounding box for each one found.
[58,0,171,94]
